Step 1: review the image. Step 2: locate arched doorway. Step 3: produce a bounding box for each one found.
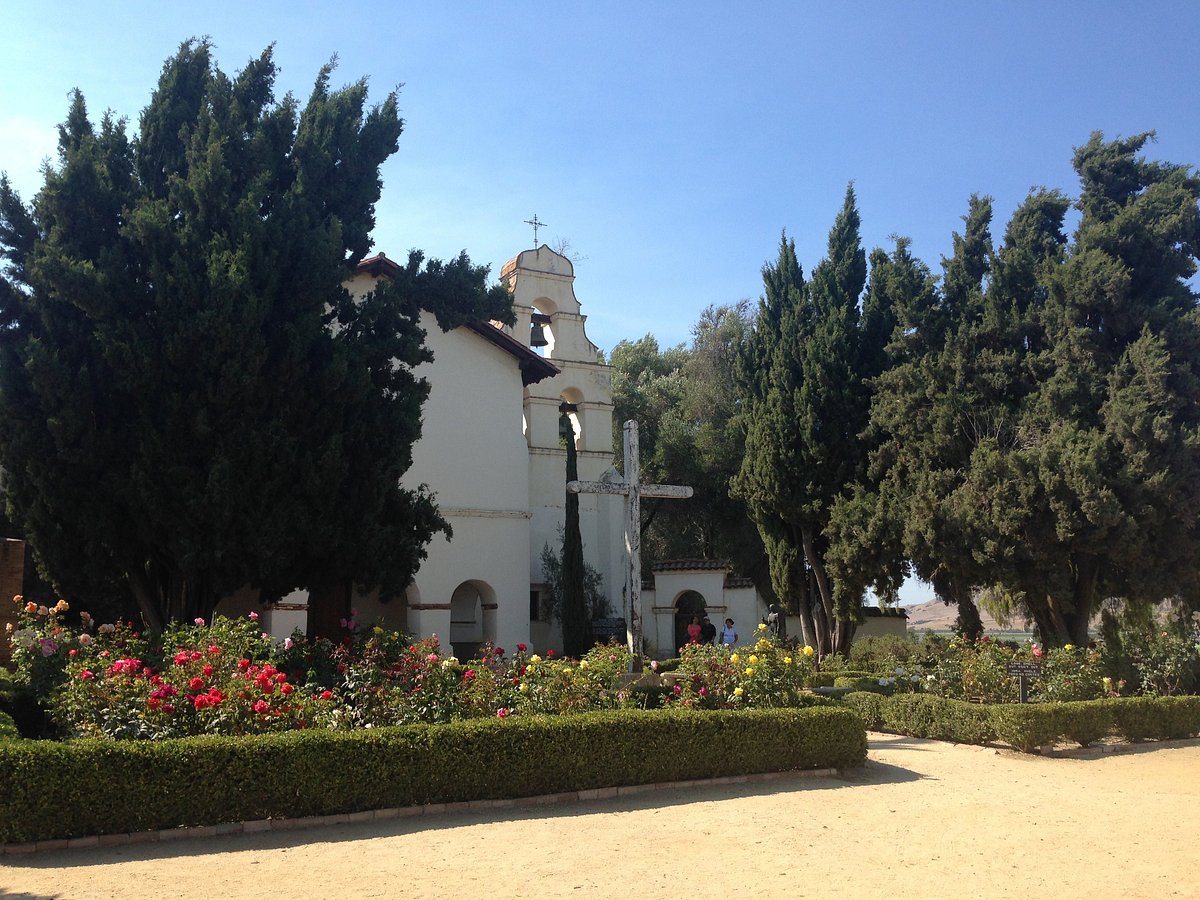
[449,580,497,660]
[674,590,707,654]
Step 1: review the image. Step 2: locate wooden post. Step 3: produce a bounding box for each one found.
[566,420,692,664]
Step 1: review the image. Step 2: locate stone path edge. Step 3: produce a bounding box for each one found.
[2,766,841,855]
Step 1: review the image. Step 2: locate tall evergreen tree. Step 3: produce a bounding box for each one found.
[734,186,885,656]
[0,41,510,632]
[559,413,591,656]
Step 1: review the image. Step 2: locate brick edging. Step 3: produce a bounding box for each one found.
[2,766,841,855]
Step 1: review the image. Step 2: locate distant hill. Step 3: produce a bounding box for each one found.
[902,597,1023,633]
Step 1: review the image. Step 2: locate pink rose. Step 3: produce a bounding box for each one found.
[79,670,95,681]
[248,611,259,621]
[496,707,510,718]
[253,700,269,714]
[194,618,206,626]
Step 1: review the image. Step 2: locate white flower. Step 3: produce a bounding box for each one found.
[878,678,889,687]
[895,666,905,675]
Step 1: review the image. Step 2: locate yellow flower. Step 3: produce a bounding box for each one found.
[579,660,589,670]
[519,682,530,693]
[54,599,69,613]
[733,687,744,697]
[1064,644,1075,651]
[373,626,385,635]
[784,656,792,665]
[757,638,771,651]
[803,645,814,657]
[730,653,740,664]
[745,667,754,676]
[757,623,767,631]
[749,654,759,665]
[529,654,542,664]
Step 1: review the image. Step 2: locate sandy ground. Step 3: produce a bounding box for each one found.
[3,733,1199,900]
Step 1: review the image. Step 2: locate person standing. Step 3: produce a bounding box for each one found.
[719,618,738,647]
[700,615,717,645]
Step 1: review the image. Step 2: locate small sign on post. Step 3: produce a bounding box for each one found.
[1006,660,1042,704]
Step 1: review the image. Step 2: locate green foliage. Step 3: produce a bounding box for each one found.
[0,41,508,631]
[0,709,19,741]
[0,706,866,843]
[668,628,818,709]
[538,532,609,626]
[734,187,897,657]
[861,135,1200,646]
[843,692,1200,753]
[847,634,923,671]
[608,304,768,594]
[560,415,591,657]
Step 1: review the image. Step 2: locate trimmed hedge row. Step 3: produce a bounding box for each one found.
[0,705,866,844]
[843,693,1200,753]
[0,709,18,741]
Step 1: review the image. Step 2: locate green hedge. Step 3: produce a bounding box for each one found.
[843,693,1200,753]
[0,706,866,844]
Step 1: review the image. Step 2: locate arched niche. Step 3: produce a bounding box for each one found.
[531,297,558,358]
[449,579,497,660]
[674,590,708,654]
[559,387,585,449]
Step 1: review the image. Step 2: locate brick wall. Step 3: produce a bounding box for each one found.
[0,539,26,669]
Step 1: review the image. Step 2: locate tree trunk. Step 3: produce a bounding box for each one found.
[801,525,840,657]
[126,566,166,635]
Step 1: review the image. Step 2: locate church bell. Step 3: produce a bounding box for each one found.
[530,322,549,348]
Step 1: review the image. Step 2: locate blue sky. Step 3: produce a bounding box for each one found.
[3,1,1198,603]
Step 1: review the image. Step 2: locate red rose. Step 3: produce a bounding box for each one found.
[188,677,205,691]
[517,643,527,653]
[320,690,333,701]
[79,670,95,681]
[280,683,294,695]
[202,664,214,677]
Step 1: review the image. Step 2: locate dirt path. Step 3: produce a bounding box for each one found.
[3,733,1198,899]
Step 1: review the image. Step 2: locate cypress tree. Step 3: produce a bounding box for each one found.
[0,41,509,631]
[559,413,591,657]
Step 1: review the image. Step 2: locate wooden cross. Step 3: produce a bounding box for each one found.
[568,420,692,661]
[524,214,547,247]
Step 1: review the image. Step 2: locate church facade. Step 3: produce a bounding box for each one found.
[220,245,779,656]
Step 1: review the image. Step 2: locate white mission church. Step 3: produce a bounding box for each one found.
[217,245,898,656]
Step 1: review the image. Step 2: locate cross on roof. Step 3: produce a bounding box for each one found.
[524,214,547,247]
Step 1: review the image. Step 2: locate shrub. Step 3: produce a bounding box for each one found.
[0,706,866,844]
[848,635,921,671]
[843,693,995,745]
[668,629,816,710]
[1109,696,1200,742]
[0,709,19,741]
